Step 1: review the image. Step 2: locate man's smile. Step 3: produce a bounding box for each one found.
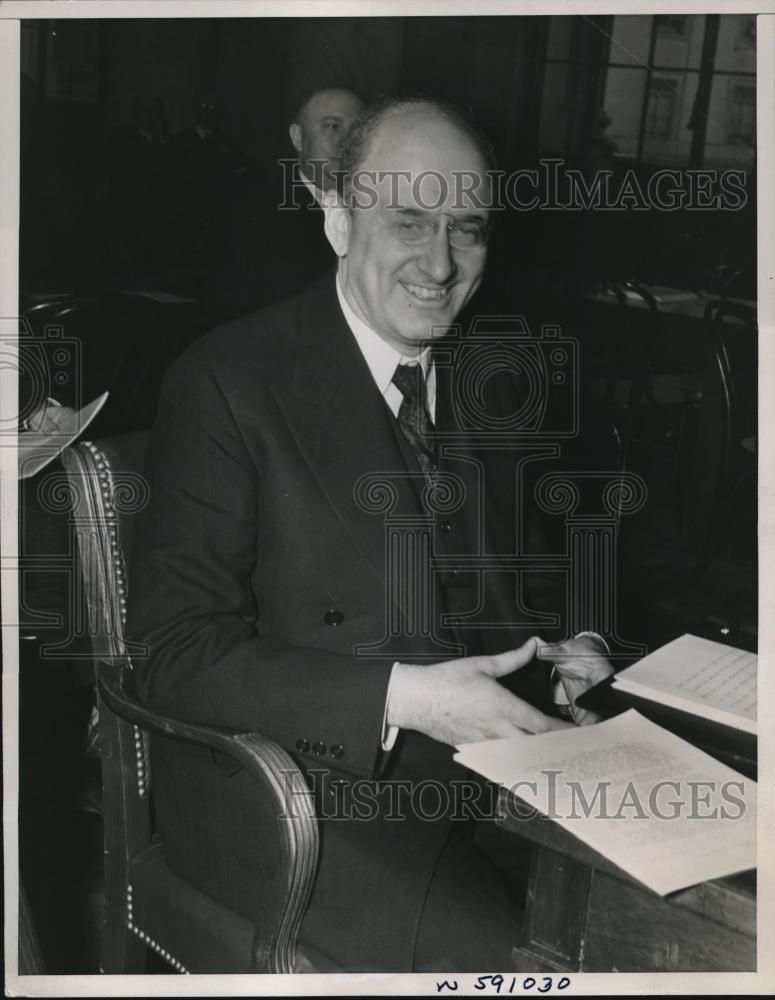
[400,281,452,302]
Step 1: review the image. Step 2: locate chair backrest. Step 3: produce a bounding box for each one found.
[60,434,150,658]
[674,300,756,572]
[60,434,154,971]
[690,299,757,572]
[703,298,757,444]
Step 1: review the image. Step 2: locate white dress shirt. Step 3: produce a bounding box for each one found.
[335,276,436,420]
[336,276,435,750]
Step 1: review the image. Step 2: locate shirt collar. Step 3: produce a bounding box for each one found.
[335,273,431,397]
[299,169,342,209]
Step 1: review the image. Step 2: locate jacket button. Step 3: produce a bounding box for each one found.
[440,520,452,533]
[296,739,310,753]
[313,741,327,756]
[330,744,344,759]
[324,609,344,627]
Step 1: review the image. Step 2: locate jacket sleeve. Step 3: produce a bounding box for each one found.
[126,345,394,780]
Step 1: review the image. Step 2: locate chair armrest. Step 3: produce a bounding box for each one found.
[98,664,318,973]
[98,665,303,792]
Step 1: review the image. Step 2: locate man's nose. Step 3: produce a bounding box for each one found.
[417,227,456,284]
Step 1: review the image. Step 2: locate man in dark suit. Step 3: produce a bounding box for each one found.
[202,87,362,324]
[129,96,613,971]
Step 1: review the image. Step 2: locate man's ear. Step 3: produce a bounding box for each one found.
[324,203,350,258]
[289,123,302,154]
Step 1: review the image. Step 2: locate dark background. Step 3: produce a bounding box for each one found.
[20,16,756,298]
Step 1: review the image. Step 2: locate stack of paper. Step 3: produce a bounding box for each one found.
[611,634,756,735]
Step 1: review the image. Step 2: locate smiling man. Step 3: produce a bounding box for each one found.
[129,96,612,972]
[324,104,490,347]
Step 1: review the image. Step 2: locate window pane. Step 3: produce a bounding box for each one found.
[703,73,756,169]
[645,78,677,140]
[603,66,647,160]
[608,15,651,67]
[641,72,694,166]
[714,14,756,73]
[653,14,706,70]
[546,18,575,61]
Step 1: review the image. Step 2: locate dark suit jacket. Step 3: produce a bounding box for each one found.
[202,162,333,325]
[128,271,555,970]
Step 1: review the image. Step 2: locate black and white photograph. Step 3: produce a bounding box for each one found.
[2,2,773,994]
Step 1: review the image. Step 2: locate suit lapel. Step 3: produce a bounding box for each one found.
[273,275,424,590]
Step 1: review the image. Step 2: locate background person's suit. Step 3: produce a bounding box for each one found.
[128,271,556,970]
[202,162,333,325]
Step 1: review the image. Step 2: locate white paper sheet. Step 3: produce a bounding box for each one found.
[18,392,109,479]
[455,710,756,896]
[612,634,757,735]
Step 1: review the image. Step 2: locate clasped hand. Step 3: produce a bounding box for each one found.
[388,634,614,747]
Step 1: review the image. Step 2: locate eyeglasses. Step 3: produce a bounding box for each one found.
[377,209,489,251]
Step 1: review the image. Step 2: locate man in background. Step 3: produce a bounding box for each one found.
[288,86,364,201]
[203,86,363,322]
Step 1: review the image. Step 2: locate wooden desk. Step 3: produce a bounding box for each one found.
[497,791,755,972]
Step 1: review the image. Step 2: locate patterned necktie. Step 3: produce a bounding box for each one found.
[391,362,437,477]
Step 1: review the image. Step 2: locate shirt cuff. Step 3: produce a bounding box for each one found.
[381,662,401,751]
[575,631,611,654]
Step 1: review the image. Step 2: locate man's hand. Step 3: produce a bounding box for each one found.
[535,633,614,725]
[387,638,571,747]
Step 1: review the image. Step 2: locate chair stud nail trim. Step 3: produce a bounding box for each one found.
[126,884,188,973]
[133,724,148,798]
[84,440,130,631]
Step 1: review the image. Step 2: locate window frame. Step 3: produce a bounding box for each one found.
[541,13,756,169]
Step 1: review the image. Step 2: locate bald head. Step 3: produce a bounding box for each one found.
[341,97,497,189]
[323,97,493,356]
[289,87,363,192]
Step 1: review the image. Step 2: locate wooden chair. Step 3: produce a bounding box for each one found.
[60,434,321,973]
[593,282,704,492]
[686,299,757,581]
[587,282,659,472]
